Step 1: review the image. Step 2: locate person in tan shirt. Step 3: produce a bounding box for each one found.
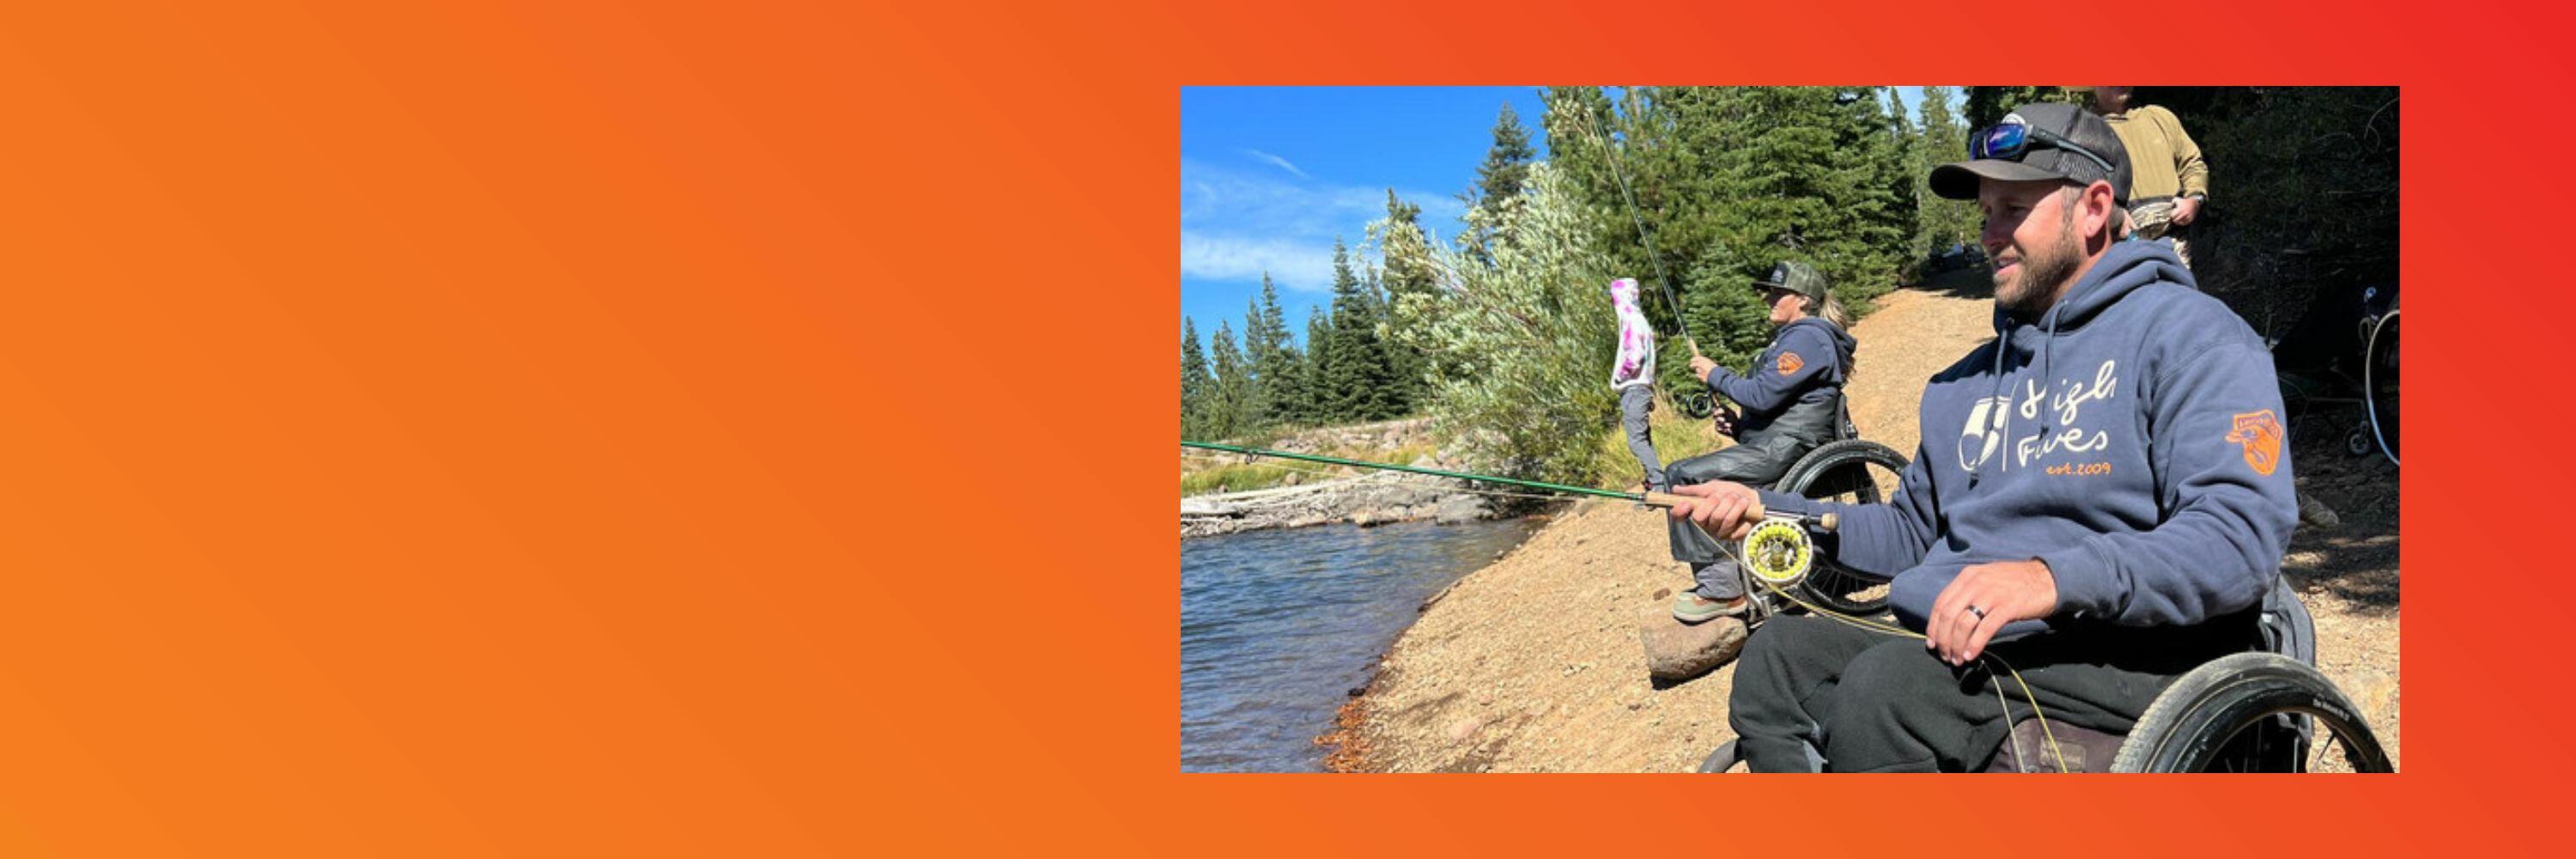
[2092,87,2208,267]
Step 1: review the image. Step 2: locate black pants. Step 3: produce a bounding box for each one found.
[1727,614,2250,772]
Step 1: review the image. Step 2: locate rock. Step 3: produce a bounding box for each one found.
[1637,606,1748,683]
[1179,497,1237,516]
[1445,716,1483,741]
[1434,494,1488,524]
[2300,493,2342,529]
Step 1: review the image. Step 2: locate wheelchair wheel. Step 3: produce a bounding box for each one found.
[1777,440,1906,615]
[2110,652,2394,773]
[2362,310,2398,465]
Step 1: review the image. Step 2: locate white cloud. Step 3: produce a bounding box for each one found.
[1180,232,1335,292]
[1241,149,1307,179]
[1178,160,1467,293]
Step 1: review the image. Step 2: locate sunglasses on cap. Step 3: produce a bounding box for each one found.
[1967,118,2117,179]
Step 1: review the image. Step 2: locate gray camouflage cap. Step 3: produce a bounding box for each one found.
[1754,260,1828,302]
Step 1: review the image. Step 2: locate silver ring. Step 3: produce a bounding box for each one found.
[1965,605,1988,619]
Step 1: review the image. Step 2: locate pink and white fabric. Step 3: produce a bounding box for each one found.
[1609,277,1656,389]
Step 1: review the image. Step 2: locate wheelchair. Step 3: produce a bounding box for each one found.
[2272,283,2398,466]
[1696,579,2396,773]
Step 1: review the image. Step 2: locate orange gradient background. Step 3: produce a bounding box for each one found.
[0,1,2555,856]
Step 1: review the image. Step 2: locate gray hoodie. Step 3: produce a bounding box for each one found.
[1762,241,2297,636]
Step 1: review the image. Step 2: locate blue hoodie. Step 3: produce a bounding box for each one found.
[1760,241,2297,636]
[1706,316,1856,421]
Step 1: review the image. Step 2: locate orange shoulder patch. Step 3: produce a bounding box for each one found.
[1776,351,1804,376]
[2226,410,2285,476]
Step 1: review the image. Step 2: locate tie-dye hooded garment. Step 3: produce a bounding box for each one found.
[1608,277,1656,389]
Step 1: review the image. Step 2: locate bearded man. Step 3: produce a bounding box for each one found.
[1668,103,2297,772]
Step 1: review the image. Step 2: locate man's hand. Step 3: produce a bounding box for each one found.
[1924,559,2060,666]
[1710,403,1741,436]
[1688,355,1718,381]
[2172,197,2202,226]
[1662,481,1761,542]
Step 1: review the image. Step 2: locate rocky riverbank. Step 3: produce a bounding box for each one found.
[1182,418,1510,538]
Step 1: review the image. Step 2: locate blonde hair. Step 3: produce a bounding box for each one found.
[1799,291,1857,379]
[1810,291,1852,331]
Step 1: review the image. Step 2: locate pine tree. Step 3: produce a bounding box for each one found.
[1242,274,1299,430]
[1208,320,1247,440]
[1321,238,1395,421]
[1676,88,1906,356]
[1238,296,1273,430]
[1963,86,2077,129]
[1181,317,1212,439]
[1915,86,1979,259]
[1473,102,1537,210]
[1361,259,1414,417]
[1882,87,1921,260]
[1297,307,1334,425]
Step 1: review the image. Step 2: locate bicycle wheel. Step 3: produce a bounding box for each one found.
[2363,310,2398,465]
[2111,652,2394,773]
[1778,440,1905,615]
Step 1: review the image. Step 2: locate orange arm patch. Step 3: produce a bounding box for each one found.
[1776,351,1804,376]
[2226,410,2284,476]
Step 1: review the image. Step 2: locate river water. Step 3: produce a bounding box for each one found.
[1181,517,1544,772]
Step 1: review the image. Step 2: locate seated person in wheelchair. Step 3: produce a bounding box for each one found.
[1666,259,1858,624]
[1666,103,2298,772]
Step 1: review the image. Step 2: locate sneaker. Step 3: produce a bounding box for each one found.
[1673,593,1750,624]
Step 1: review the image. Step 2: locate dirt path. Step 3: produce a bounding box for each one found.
[1337,278,2401,771]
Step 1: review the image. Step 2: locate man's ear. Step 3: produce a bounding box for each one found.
[2085,180,2120,243]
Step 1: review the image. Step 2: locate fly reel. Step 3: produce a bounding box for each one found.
[1740,518,1814,589]
[1678,390,1716,420]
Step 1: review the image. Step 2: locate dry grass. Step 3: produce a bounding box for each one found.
[1585,391,1728,489]
[1180,464,1298,497]
[1179,437,1441,497]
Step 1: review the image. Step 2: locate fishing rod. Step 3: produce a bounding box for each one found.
[1180,440,1833,530]
[1577,96,1737,422]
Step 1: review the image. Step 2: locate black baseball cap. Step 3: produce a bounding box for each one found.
[1930,102,2132,205]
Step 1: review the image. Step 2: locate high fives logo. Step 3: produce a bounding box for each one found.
[2227,410,2285,476]
[1958,395,2010,471]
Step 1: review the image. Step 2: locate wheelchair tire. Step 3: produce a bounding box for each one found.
[2110,652,2394,773]
[2362,310,2397,466]
[1696,740,1740,773]
[1778,439,1907,615]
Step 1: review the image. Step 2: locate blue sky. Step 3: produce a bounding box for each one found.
[1181,87,1948,351]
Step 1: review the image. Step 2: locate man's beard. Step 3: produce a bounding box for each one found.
[1996,215,2082,319]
